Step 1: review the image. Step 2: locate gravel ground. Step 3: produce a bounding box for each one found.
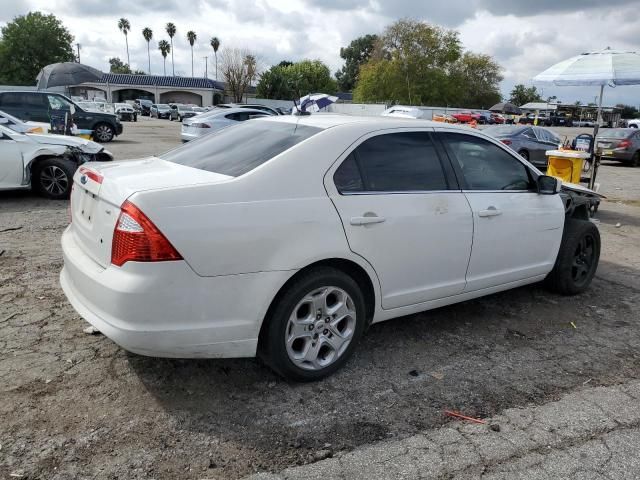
[1,119,639,479]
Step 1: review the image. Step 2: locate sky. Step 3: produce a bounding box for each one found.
[2,0,640,106]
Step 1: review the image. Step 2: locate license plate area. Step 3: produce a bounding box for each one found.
[75,186,99,225]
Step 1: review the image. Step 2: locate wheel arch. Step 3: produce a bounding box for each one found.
[258,257,378,349]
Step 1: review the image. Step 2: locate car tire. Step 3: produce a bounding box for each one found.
[545,218,600,295]
[260,267,366,381]
[93,123,115,142]
[629,152,640,167]
[519,150,529,161]
[32,157,76,200]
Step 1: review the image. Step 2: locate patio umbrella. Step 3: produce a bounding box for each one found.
[533,48,640,127]
[298,93,339,112]
[489,102,521,114]
[36,62,103,89]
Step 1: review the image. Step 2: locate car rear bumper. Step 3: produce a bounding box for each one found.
[180,131,203,142]
[60,226,292,358]
[600,150,634,162]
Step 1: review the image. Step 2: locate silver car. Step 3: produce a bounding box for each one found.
[483,125,561,168]
[180,107,270,142]
[597,129,640,167]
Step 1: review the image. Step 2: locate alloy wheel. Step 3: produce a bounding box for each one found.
[39,165,69,196]
[95,125,113,142]
[285,286,357,371]
[571,233,596,285]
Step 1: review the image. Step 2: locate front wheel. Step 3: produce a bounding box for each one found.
[545,219,600,295]
[32,157,76,199]
[93,123,115,142]
[519,150,529,161]
[260,267,366,381]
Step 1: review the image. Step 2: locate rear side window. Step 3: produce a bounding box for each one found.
[442,133,533,191]
[161,120,322,176]
[335,132,448,193]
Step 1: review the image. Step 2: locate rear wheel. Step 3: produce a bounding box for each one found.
[545,218,600,295]
[629,152,640,167]
[260,267,366,381]
[32,157,76,199]
[518,150,529,161]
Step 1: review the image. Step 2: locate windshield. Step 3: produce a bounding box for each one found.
[598,129,633,139]
[161,120,322,177]
[157,104,171,110]
[483,126,524,136]
[180,106,193,112]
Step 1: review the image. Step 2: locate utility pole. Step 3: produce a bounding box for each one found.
[203,56,208,78]
[76,43,81,63]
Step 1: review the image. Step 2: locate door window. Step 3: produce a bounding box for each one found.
[334,132,448,193]
[442,133,534,191]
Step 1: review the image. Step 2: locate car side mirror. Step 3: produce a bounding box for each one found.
[537,175,561,195]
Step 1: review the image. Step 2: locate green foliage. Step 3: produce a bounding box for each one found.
[0,12,75,85]
[335,34,377,92]
[509,84,543,106]
[616,103,639,119]
[109,57,131,74]
[353,19,501,107]
[257,60,337,100]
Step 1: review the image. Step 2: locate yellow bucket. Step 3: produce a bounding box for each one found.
[545,150,590,184]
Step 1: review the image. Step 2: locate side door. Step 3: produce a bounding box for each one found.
[438,131,565,292]
[0,128,25,189]
[325,130,474,310]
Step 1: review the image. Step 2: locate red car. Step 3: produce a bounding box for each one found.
[451,111,481,123]
[491,113,505,124]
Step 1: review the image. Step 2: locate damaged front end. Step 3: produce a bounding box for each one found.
[560,183,604,219]
[65,145,114,164]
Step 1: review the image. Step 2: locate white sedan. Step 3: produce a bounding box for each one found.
[0,124,112,199]
[60,115,600,381]
[180,107,270,142]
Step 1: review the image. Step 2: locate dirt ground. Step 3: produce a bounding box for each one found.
[1,119,639,479]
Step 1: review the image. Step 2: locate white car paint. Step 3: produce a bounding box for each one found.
[60,115,569,359]
[381,105,424,119]
[0,124,112,192]
[0,109,50,133]
[180,107,270,142]
[627,119,640,128]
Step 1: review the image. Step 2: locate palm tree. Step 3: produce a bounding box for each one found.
[142,28,153,73]
[186,31,197,77]
[210,36,220,80]
[165,22,177,75]
[118,18,131,66]
[158,40,171,76]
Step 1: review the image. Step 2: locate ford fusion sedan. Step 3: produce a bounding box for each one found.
[596,129,640,167]
[180,107,269,141]
[60,116,601,381]
[484,125,561,168]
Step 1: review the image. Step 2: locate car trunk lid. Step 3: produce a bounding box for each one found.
[69,157,232,268]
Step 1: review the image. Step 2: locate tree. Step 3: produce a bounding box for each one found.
[142,27,153,73]
[0,12,74,85]
[335,34,377,92]
[256,60,337,100]
[210,36,220,80]
[158,40,170,76]
[118,18,131,66]
[508,84,543,106]
[448,52,503,108]
[220,47,260,103]
[353,19,464,105]
[615,103,639,119]
[109,57,131,74]
[165,22,176,75]
[187,30,197,77]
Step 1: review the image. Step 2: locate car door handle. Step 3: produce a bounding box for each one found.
[478,206,502,217]
[350,215,386,226]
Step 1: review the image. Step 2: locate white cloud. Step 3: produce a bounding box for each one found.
[2,0,639,105]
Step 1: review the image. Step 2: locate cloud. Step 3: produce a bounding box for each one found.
[0,0,32,23]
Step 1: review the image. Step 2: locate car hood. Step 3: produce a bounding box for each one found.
[561,181,605,198]
[25,133,105,153]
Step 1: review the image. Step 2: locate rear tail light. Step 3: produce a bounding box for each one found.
[501,139,512,146]
[78,166,103,184]
[190,123,210,128]
[111,201,182,267]
[618,139,631,149]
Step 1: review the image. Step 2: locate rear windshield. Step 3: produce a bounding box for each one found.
[160,120,322,176]
[597,129,633,139]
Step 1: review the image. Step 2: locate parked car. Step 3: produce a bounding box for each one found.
[381,106,424,119]
[180,107,270,141]
[491,113,505,124]
[483,125,561,168]
[518,113,553,126]
[217,103,281,116]
[475,111,494,125]
[0,91,122,142]
[596,129,640,167]
[548,112,574,127]
[114,103,137,122]
[451,111,481,123]
[136,99,153,116]
[60,116,601,381]
[625,119,640,128]
[0,124,113,199]
[171,105,198,122]
[150,104,173,119]
[0,109,50,133]
[192,106,207,114]
[573,118,596,127]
